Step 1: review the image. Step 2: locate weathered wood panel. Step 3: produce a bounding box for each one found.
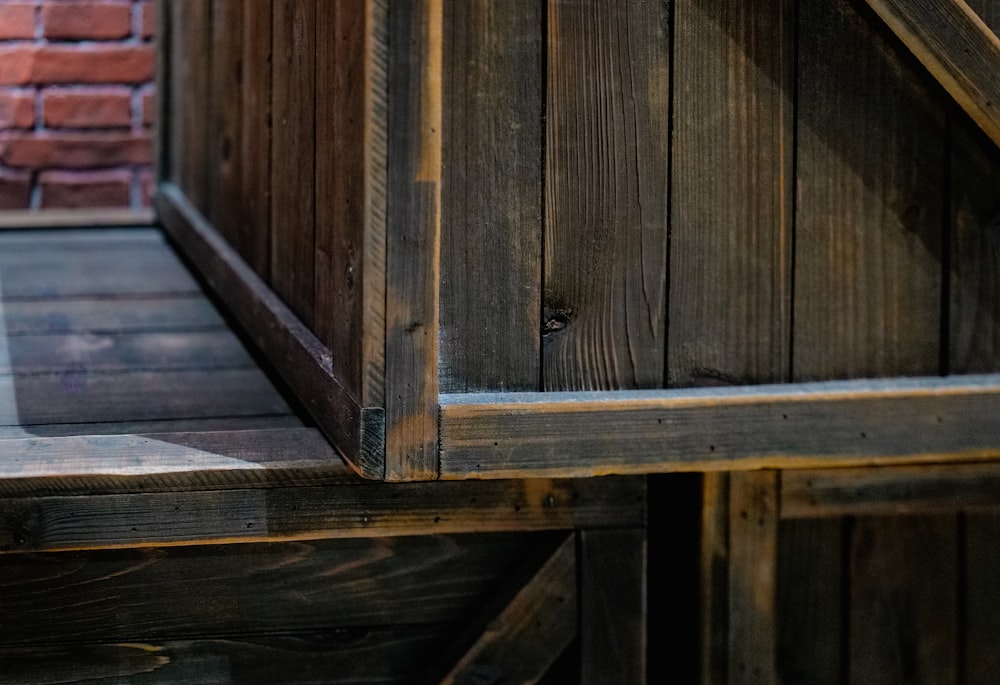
[270,0,316,326]
[384,0,443,480]
[2,298,225,336]
[0,534,534,644]
[669,0,793,388]
[543,0,669,392]
[208,0,243,237]
[177,0,211,210]
[439,0,543,394]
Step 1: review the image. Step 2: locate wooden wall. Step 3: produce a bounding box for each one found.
[159,0,1000,681]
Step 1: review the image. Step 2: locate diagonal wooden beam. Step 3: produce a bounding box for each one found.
[863,0,1000,149]
[431,534,577,684]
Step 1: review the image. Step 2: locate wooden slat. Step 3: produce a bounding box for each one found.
[669,0,793,388]
[438,0,543,394]
[1,298,226,336]
[848,516,958,684]
[795,0,945,380]
[727,471,778,684]
[1,331,253,374]
[435,534,577,683]
[776,519,844,685]
[384,0,442,480]
[207,0,243,238]
[783,462,1000,518]
[580,528,647,683]
[0,228,163,247]
[270,0,316,326]
[0,476,645,551]
[700,473,729,685]
[543,0,669,391]
[964,512,1000,685]
[155,0,170,183]
[314,0,386,408]
[862,0,1000,150]
[0,416,305,444]
[0,209,154,229]
[157,185,382,477]
[238,0,272,278]
[0,630,451,685]
[0,368,290,427]
[178,0,211,210]
[438,375,1000,478]
[0,533,534,644]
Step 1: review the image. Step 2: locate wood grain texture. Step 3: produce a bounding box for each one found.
[543,0,669,391]
[580,528,647,683]
[783,462,1000,518]
[178,0,211,210]
[0,534,534,644]
[157,185,383,477]
[727,471,778,684]
[155,0,171,183]
[862,0,1000,149]
[437,534,577,684]
[775,518,843,685]
[0,476,645,551]
[438,376,1000,478]
[270,0,316,326]
[384,0,442,480]
[848,516,958,685]
[669,0,793,388]
[795,0,945,380]
[0,629,451,685]
[964,512,1000,685]
[0,209,153,229]
[439,0,543,394]
[238,0,272,279]
[314,0,386,408]
[207,0,243,237]
[700,473,729,685]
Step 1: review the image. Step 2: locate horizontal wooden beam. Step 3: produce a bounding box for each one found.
[156,184,384,477]
[438,375,1000,479]
[863,0,1000,149]
[782,461,1000,519]
[0,209,155,230]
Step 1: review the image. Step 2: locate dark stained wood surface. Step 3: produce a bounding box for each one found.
[669,0,793,388]
[543,0,669,392]
[439,0,543,394]
[270,0,316,327]
[0,533,534,644]
[2,298,226,336]
[0,629,452,685]
[384,0,443,480]
[207,0,244,242]
[177,0,211,210]
[964,512,1000,685]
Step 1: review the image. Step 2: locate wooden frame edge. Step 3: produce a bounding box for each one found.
[156,183,386,479]
[437,375,1000,478]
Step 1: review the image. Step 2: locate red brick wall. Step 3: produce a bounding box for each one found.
[0,0,155,210]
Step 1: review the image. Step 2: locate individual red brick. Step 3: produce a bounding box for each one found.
[0,132,152,168]
[43,87,132,128]
[0,4,36,41]
[42,2,132,41]
[140,1,155,40]
[0,167,32,209]
[40,168,131,208]
[140,85,155,127]
[0,45,155,85]
[0,90,35,129]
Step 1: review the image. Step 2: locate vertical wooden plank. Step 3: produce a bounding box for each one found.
[669,0,794,388]
[438,0,543,394]
[271,0,316,327]
[727,471,779,685]
[776,518,843,685]
[963,512,1000,685]
[849,516,958,685]
[314,0,386,408]
[155,0,172,183]
[794,0,945,380]
[950,10,1000,682]
[543,0,669,392]
[579,528,647,684]
[794,2,948,681]
[239,0,273,279]
[700,472,729,685]
[167,0,184,187]
[179,0,211,211]
[208,0,243,239]
[384,0,442,480]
